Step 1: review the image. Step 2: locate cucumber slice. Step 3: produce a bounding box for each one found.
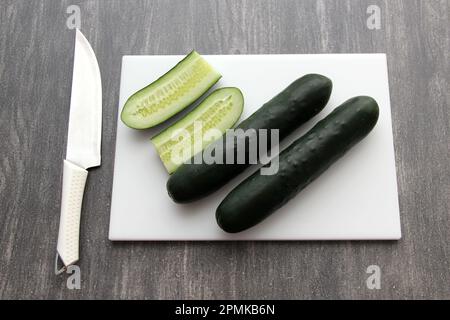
[121,51,222,129]
[151,87,244,174]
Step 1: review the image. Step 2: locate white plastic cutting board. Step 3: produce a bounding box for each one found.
[109,54,401,241]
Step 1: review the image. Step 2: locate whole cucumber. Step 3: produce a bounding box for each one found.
[167,74,333,203]
[216,96,380,233]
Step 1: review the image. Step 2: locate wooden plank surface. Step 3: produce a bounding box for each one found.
[0,0,448,299]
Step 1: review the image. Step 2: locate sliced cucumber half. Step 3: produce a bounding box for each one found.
[151,87,244,174]
[121,51,222,129]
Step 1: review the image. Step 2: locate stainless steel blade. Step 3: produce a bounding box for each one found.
[66,29,102,169]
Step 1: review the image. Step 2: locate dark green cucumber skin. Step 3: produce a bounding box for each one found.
[167,74,333,203]
[216,96,380,233]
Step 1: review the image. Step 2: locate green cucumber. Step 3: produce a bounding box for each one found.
[216,96,380,233]
[167,74,333,203]
[121,51,222,129]
[151,87,244,174]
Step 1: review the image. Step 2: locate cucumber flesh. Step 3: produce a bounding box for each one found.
[151,88,244,174]
[121,51,222,129]
[216,96,380,233]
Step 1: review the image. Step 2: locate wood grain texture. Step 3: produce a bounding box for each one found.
[0,0,448,299]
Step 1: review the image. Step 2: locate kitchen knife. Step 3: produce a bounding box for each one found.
[56,29,102,274]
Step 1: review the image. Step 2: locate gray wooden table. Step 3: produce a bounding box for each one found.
[0,0,449,300]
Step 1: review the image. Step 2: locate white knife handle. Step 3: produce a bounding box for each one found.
[57,160,88,267]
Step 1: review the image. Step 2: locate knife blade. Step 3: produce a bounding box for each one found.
[56,29,102,274]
